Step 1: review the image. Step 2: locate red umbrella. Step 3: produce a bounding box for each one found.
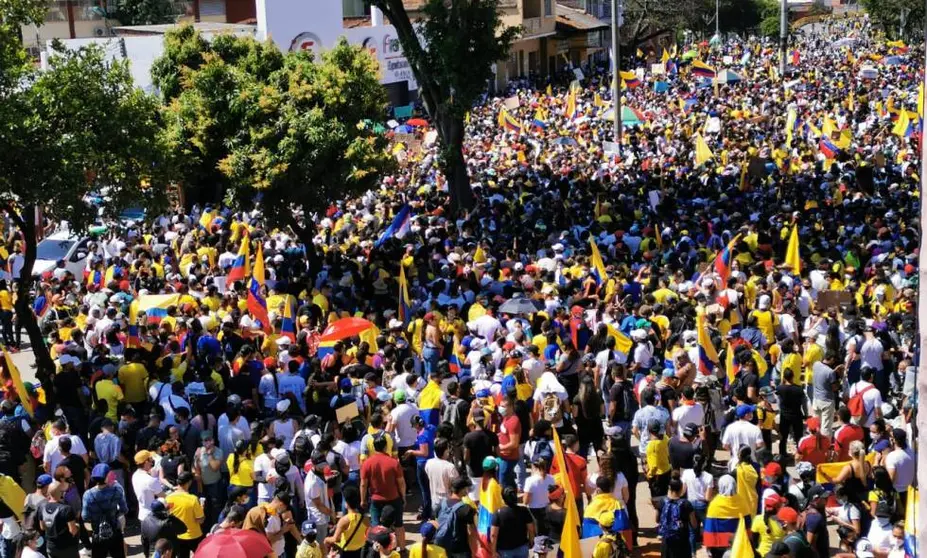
[407,118,429,127]
[320,317,376,342]
[194,529,272,558]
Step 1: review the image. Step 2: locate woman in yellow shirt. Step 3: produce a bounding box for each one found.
[409,522,447,558]
[227,439,256,507]
[325,488,368,557]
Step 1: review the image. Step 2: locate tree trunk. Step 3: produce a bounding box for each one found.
[438,112,474,212]
[9,206,56,407]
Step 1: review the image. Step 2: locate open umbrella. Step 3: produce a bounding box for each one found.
[858,66,878,80]
[395,124,414,133]
[603,106,644,125]
[407,118,429,127]
[320,317,376,342]
[499,296,543,315]
[831,37,856,48]
[682,49,699,61]
[195,529,272,558]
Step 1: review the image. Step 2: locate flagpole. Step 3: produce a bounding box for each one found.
[611,0,622,152]
[778,0,787,78]
[917,0,927,553]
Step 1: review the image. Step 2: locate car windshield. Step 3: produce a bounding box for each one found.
[36,239,75,261]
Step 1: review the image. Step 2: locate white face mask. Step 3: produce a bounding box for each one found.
[498,405,508,416]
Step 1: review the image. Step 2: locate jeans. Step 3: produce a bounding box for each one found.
[422,345,440,379]
[515,443,527,490]
[690,499,709,552]
[203,480,226,530]
[0,311,14,348]
[498,545,529,558]
[498,458,518,489]
[370,499,402,527]
[416,460,432,520]
[779,415,803,459]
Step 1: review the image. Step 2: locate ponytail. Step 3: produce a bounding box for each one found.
[233,453,241,474]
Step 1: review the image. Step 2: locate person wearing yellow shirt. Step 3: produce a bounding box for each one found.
[409,522,447,558]
[651,278,678,304]
[751,495,786,556]
[0,280,15,349]
[312,286,331,315]
[117,353,149,406]
[645,426,672,497]
[166,471,205,554]
[467,296,487,322]
[802,334,824,387]
[749,297,778,344]
[777,339,802,384]
[94,365,124,420]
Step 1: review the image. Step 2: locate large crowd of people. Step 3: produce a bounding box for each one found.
[0,12,919,558]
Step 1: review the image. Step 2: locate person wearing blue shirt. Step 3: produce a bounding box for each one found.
[407,415,436,521]
[279,360,308,413]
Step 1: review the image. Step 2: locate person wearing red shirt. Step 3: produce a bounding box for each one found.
[497,395,522,489]
[832,406,865,461]
[796,417,831,467]
[549,433,588,515]
[361,434,407,550]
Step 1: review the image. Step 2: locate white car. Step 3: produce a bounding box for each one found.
[31,231,93,278]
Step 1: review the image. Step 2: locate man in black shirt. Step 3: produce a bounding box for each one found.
[435,477,478,557]
[40,482,80,558]
[491,487,535,556]
[57,437,88,495]
[668,423,700,471]
[776,369,807,459]
[135,413,165,454]
[462,410,497,497]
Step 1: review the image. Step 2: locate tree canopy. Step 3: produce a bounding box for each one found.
[153,27,394,245]
[861,0,923,39]
[109,0,179,26]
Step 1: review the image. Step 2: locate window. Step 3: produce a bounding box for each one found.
[74,0,104,21]
[544,0,552,16]
[523,0,541,19]
[342,0,369,17]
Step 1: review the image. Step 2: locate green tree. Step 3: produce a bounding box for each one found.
[368,0,518,210]
[861,0,923,39]
[154,28,393,249]
[109,0,179,26]
[0,35,170,399]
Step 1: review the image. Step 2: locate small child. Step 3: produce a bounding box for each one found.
[296,521,322,558]
[756,386,777,450]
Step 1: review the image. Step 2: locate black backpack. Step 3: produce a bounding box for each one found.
[443,397,469,440]
[614,381,638,422]
[291,429,315,469]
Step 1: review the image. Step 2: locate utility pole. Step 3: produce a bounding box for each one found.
[779,0,787,78]
[611,0,621,151]
[715,0,719,40]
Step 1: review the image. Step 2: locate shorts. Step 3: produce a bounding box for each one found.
[370,499,403,528]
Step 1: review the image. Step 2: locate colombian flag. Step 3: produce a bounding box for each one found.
[589,235,608,286]
[819,138,839,159]
[582,493,633,549]
[697,312,719,376]
[730,516,754,558]
[86,270,104,288]
[905,487,918,558]
[816,461,849,508]
[691,60,716,78]
[552,428,582,558]
[226,236,250,287]
[704,495,747,549]
[418,379,443,427]
[476,477,503,558]
[713,236,736,288]
[33,292,48,319]
[281,295,297,342]
[735,462,760,516]
[502,111,523,134]
[620,70,640,89]
[246,243,271,333]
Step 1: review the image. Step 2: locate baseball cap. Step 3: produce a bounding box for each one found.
[91,463,110,481]
[763,462,783,478]
[764,494,784,509]
[339,378,353,391]
[736,404,756,418]
[36,474,53,488]
[805,416,821,431]
[807,484,832,501]
[776,506,799,524]
[134,450,154,465]
[300,521,317,537]
[683,423,699,439]
[393,390,407,403]
[482,456,499,471]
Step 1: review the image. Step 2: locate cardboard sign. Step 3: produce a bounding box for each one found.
[723,55,733,65]
[393,132,416,145]
[573,68,585,81]
[503,96,520,110]
[423,130,438,146]
[651,63,665,75]
[335,402,360,424]
[603,141,620,154]
[817,290,853,311]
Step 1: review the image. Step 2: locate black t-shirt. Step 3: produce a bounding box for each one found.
[491,505,533,550]
[444,501,477,553]
[514,400,531,439]
[668,437,698,470]
[136,425,164,452]
[658,385,677,411]
[41,501,78,551]
[463,430,496,477]
[59,454,88,493]
[53,371,82,406]
[776,384,806,419]
[608,380,633,423]
[740,372,759,402]
[804,509,829,558]
[547,506,566,542]
[783,532,815,558]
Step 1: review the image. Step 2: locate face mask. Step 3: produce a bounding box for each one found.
[498,405,508,416]
[36,536,44,548]
[871,433,881,441]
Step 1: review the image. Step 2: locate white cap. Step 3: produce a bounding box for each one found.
[757,295,771,310]
[276,336,292,346]
[276,399,291,413]
[388,318,403,329]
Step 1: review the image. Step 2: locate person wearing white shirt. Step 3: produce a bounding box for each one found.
[522,346,545,387]
[468,312,502,341]
[721,404,765,470]
[672,391,705,438]
[131,450,163,521]
[885,428,915,508]
[43,426,88,475]
[160,383,192,427]
[849,368,883,428]
[387,394,420,449]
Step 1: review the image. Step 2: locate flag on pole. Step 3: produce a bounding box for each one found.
[589,235,608,286]
[552,429,582,558]
[502,111,523,134]
[785,108,797,147]
[226,236,250,286]
[374,204,412,248]
[565,89,578,120]
[819,138,839,159]
[281,295,297,342]
[730,517,754,558]
[2,347,33,417]
[694,134,714,166]
[398,264,412,324]
[691,60,716,78]
[697,311,719,376]
[246,243,271,333]
[661,48,670,63]
[784,224,801,274]
[620,70,641,88]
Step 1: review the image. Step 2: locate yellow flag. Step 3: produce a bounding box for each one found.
[822,116,837,139]
[474,245,487,263]
[784,224,800,274]
[894,109,911,138]
[785,108,797,147]
[594,92,604,108]
[848,90,855,112]
[546,84,552,96]
[730,517,753,558]
[835,129,852,149]
[661,48,670,63]
[552,429,581,558]
[694,134,714,166]
[2,347,33,417]
[516,150,526,163]
[919,83,924,118]
[636,48,644,57]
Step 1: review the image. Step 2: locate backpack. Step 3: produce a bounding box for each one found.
[524,438,554,463]
[657,498,686,541]
[614,381,638,422]
[434,500,466,549]
[443,397,469,440]
[873,489,897,519]
[291,429,315,468]
[93,516,115,542]
[542,392,563,424]
[848,384,875,418]
[22,502,39,532]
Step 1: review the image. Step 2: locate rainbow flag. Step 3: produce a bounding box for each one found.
[697,312,719,376]
[692,60,716,78]
[281,295,297,342]
[704,495,746,548]
[582,493,632,549]
[33,292,48,319]
[905,487,918,558]
[246,243,271,333]
[476,477,503,558]
[418,379,443,427]
[589,235,608,285]
[226,236,250,286]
